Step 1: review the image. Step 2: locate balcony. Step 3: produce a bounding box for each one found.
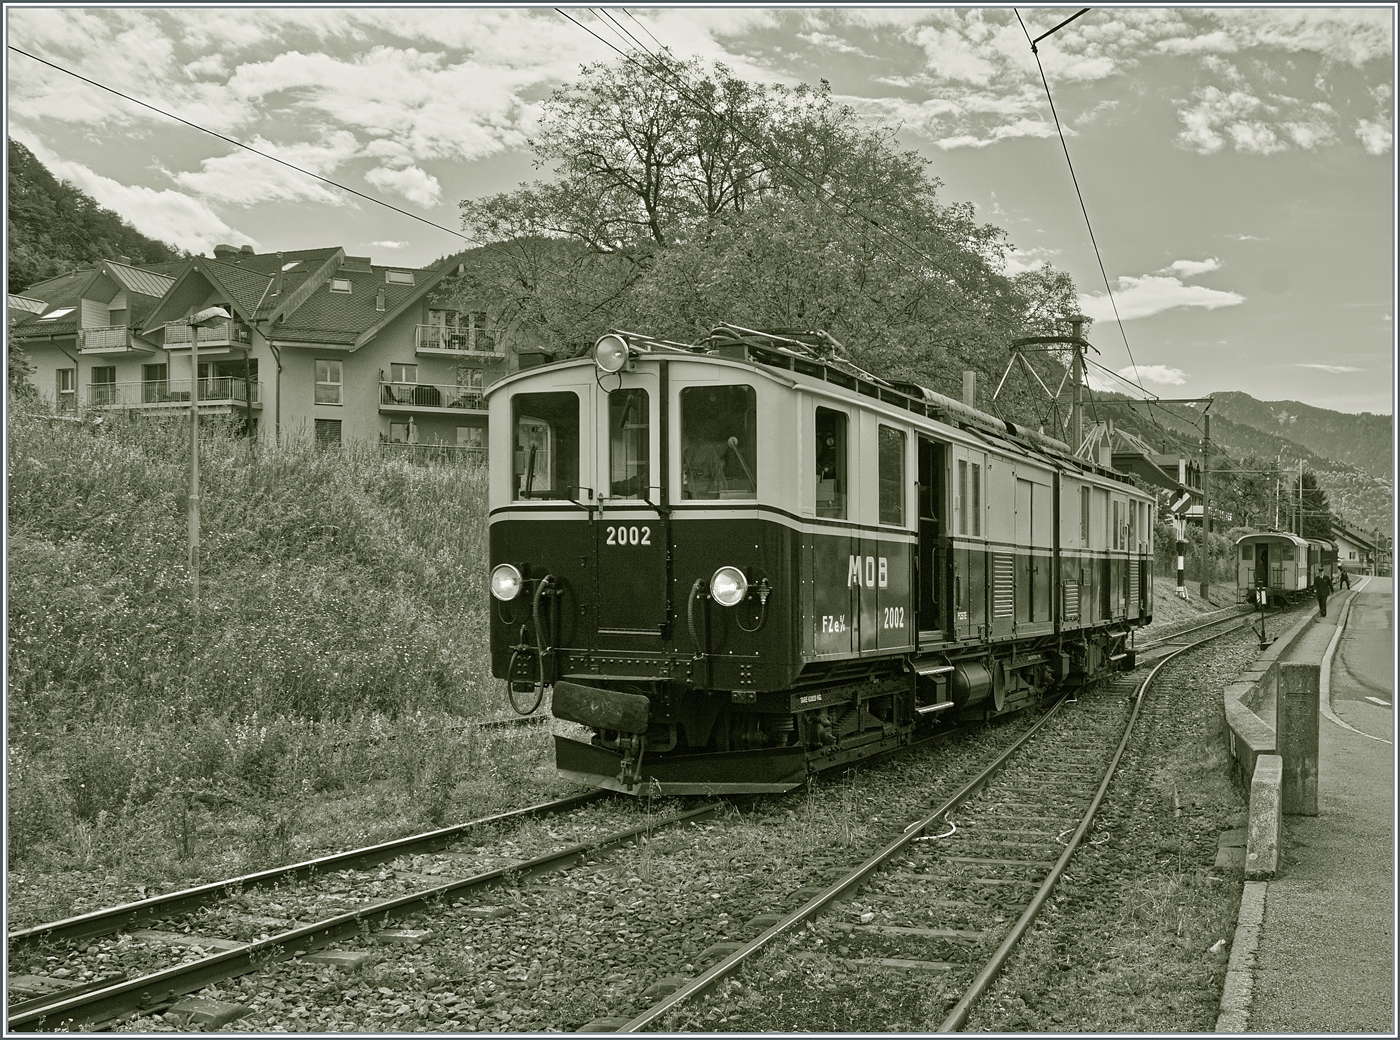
[379,381,486,414]
[414,324,502,358]
[87,378,263,410]
[381,442,487,465]
[77,325,152,354]
[163,319,251,350]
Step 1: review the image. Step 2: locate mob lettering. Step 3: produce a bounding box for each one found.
[847,555,888,589]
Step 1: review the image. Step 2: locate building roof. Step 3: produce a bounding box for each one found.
[8,294,46,315]
[13,248,465,352]
[105,261,176,299]
[9,269,97,338]
[272,263,435,343]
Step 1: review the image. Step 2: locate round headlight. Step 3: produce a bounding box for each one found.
[491,563,523,602]
[710,566,749,607]
[595,334,629,374]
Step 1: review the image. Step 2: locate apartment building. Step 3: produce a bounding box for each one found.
[9,245,512,457]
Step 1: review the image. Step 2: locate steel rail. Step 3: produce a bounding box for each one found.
[617,696,1073,1033]
[8,791,605,949]
[936,625,1242,1031]
[1136,606,1251,650]
[10,802,720,1032]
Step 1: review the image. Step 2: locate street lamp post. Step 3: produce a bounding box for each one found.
[187,306,230,612]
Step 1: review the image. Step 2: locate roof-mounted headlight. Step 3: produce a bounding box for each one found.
[595,334,631,374]
[491,563,524,602]
[710,566,749,607]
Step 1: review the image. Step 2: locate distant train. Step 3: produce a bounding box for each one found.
[1236,531,1337,605]
[488,325,1155,794]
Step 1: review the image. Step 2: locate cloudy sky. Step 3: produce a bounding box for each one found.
[6,6,1395,414]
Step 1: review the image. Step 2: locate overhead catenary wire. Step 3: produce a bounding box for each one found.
[7,44,641,332]
[7,45,471,243]
[1011,9,1155,425]
[554,8,1006,344]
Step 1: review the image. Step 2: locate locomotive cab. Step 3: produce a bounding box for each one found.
[489,327,1154,795]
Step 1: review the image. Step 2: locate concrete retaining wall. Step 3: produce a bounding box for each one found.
[1222,606,1317,880]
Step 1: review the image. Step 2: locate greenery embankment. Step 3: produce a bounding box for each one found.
[6,404,563,921]
[5,401,1236,921]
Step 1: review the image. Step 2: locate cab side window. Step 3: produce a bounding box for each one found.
[877,424,905,525]
[680,384,757,500]
[815,406,847,518]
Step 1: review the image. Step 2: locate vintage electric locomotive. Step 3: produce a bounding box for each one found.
[487,326,1154,794]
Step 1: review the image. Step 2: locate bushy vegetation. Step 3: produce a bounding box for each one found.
[6,402,547,887]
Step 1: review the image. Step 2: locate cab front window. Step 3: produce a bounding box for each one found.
[608,388,650,498]
[680,384,757,500]
[512,391,579,499]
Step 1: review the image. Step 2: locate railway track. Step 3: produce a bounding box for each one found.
[11,615,1278,1032]
[608,617,1256,1033]
[6,794,716,1031]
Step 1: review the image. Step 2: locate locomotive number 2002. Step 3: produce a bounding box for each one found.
[883,606,906,629]
[605,525,652,546]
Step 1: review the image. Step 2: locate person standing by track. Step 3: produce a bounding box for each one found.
[1315,570,1333,617]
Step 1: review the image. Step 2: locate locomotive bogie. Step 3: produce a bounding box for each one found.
[488,329,1155,794]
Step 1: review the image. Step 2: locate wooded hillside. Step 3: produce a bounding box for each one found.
[7,138,181,294]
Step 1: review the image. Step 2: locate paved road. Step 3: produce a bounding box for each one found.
[1331,579,1394,742]
[1248,577,1394,1034]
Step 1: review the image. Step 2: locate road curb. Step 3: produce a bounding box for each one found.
[1215,880,1268,1032]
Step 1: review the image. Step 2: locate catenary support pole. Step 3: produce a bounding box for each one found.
[1200,412,1211,601]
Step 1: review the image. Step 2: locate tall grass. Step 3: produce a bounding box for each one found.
[6,401,532,878]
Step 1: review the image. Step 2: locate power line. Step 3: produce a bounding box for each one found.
[1011,10,1154,423]
[8,45,471,243]
[553,8,1004,343]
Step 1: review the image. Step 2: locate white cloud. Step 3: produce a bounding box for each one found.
[1165,258,1221,278]
[18,138,250,254]
[1003,247,1062,276]
[166,133,361,207]
[1298,364,1362,374]
[364,165,441,208]
[371,240,409,249]
[1355,119,1393,155]
[1121,364,1187,386]
[1079,274,1245,321]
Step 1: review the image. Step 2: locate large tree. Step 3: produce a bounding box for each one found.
[455,50,1081,419]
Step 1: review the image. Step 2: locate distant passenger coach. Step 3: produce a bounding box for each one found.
[1236,531,1335,605]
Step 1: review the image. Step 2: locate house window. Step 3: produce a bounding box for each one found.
[90,365,117,406]
[330,278,352,293]
[315,359,343,405]
[142,363,168,404]
[56,368,76,412]
[390,363,417,384]
[314,419,342,447]
[457,426,484,449]
[877,424,905,525]
[389,421,412,444]
[385,270,414,285]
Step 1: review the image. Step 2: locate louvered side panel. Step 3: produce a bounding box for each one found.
[1062,581,1081,622]
[992,553,1015,619]
[1128,563,1140,604]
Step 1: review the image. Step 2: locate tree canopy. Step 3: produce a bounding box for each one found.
[454,51,1081,418]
